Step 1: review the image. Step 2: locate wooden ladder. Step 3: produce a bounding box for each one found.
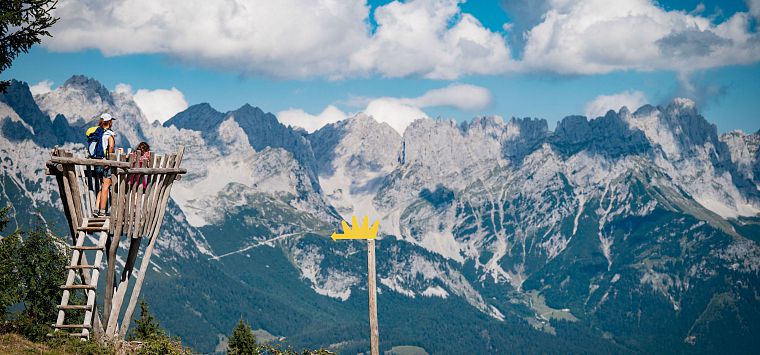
[52,218,109,339]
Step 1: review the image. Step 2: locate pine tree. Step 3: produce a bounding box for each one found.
[0,203,67,340]
[0,223,21,321]
[228,318,258,355]
[0,205,11,230]
[14,226,67,339]
[130,299,165,341]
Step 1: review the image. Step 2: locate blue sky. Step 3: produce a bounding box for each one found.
[3,0,760,134]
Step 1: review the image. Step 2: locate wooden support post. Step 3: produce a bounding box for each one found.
[367,239,379,355]
[118,162,182,338]
[105,153,138,337]
[106,154,173,337]
[53,172,76,245]
[104,157,129,328]
[63,154,84,228]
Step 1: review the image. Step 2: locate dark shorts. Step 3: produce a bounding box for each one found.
[94,165,113,180]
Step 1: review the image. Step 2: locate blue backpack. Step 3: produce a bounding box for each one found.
[86,126,106,159]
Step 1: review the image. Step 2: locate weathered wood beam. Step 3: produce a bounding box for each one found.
[118,147,184,339]
[368,239,379,355]
[103,155,130,328]
[50,156,131,168]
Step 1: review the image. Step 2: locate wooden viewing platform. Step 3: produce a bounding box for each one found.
[45,146,186,341]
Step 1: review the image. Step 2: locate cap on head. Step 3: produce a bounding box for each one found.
[100,113,115,121]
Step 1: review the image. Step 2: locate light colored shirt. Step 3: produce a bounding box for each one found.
[102,129,115,156]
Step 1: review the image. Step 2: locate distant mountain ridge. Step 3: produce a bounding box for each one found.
[0,75,759,354]
[164,102,320,192]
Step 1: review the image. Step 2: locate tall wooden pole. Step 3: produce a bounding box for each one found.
[367,239,379,355]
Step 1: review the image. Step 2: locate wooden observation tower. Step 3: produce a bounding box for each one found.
[45,146,186,341]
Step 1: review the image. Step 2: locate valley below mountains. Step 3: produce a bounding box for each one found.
[1,75,759,354]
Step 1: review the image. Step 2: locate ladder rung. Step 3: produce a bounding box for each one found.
[57,305,93,310]
[60,285,96,290]
[53,325,92,330]
[77,226,109,232]
[71,245,104,251]
[66,264,100,269]
[86,219,107,224]
[46,332,89,338]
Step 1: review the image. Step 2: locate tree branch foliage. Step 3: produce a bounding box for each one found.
[0,205,67,340]
[0,0,59,92]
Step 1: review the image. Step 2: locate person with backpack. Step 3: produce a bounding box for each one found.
[86,113,117,217]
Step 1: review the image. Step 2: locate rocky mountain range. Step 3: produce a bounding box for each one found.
[1,76,759,354]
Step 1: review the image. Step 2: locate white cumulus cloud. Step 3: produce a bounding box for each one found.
[277,105,347,133]
[403,83,491,110]
[47,0,512,80]
[277,83,490,134]
[277,99,428,135]
[43,0,760,81]
[363,98,430,134]
[584,90,647,119]
[348,0,514,79]
[130,87,189,124]
[114,83,133,94]
[48,0,369,78]
[749,0,760,18]
[30,80,54,96]
[520,0,760,75]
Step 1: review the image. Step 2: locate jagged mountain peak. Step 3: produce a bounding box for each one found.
[232,102,262,114]
[165,102,281,134]
[626,98,725,161]
[551,109,650,159]
[721,128,760,184]
[315,112,400,139]
[310,112,401,174]
[227,103,281,129]
[1,80,37,109]
[665,97,698,113]
[163,102,225,131]
[187,102,219,115]
[400,115,552,167]
[309,112,402,222]
[465,114,505,128]
[506,116,548,130]
[0,80,81,147]
[633,103,658,117]
[165,101,321,193]
[60,74,114,106]
[35,75,114,125]
[404,117,455,134]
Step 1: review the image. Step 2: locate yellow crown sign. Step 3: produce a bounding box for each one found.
[331,215,379,241]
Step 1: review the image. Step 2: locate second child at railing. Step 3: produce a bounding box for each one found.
[129,142,151,189]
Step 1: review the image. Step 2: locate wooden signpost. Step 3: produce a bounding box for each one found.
[331,216,380,355]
